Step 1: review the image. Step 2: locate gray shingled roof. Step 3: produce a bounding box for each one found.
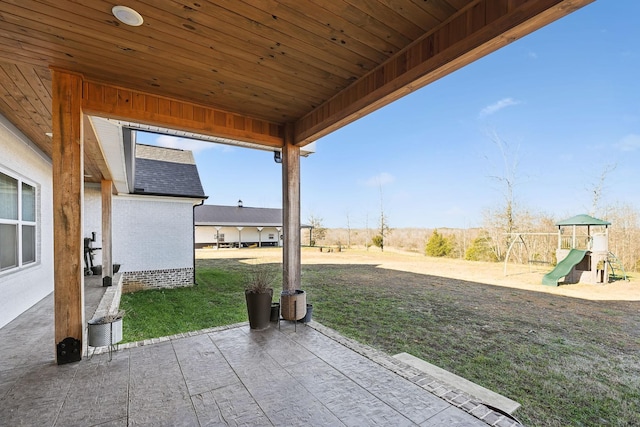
[133,144,206,199]
[195,205,282,226]
[195,204,311,228]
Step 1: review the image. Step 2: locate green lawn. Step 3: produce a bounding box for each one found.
[120,267,253,342]
[120,257,640,427]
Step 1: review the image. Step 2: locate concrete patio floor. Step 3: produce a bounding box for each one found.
[0,280,520,426]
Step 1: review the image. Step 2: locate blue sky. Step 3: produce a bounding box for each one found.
[137,1,640,229]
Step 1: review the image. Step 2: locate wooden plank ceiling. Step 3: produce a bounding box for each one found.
[0,1,593,183]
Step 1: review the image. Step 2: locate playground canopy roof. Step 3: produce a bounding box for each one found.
[555,214,611,227]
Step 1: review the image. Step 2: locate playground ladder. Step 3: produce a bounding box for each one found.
[607,252,628,282]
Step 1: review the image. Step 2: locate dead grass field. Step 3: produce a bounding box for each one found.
[198,246,639,301]
[197,246,640,426]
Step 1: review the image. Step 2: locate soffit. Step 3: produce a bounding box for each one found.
[0,0,594,182]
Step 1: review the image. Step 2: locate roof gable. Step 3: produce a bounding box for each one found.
[133,144,206,199]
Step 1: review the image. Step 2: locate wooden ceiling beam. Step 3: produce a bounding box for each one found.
[80,78,284,148]
[294,0,594,145]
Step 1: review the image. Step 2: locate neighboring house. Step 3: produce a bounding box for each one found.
[195,202,310,248]
[0,114,206,328]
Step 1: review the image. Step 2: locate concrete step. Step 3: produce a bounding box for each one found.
[393,352,521,414]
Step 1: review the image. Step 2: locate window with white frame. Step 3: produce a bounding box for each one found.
[0,170,37,272]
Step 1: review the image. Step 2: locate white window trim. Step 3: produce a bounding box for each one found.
[0,166,39,276]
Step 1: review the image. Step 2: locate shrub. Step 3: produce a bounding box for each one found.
[425,229,453,257]
[465,235,499,262]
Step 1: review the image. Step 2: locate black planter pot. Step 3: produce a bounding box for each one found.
[90,264,121,275]
[270,302,280,322]
[298,304,313,323]
[245,288,273,330]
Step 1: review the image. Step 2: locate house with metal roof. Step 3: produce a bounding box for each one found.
[195,201,310,248]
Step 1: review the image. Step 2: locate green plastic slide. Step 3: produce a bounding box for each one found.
[542,249,588,286]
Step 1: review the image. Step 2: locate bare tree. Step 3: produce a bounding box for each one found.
[586,163,616,217]
[345,211,352,248]
[307,214,326,246]
[365,212,370,250]
[483,130,522,260]
[375,183,391,252]
[604,202,640,272]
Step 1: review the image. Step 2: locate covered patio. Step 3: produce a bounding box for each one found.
[0,0,594,364]
[0,2,596,424]
[0,279,513,426]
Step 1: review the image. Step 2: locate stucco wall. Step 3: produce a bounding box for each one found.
[84,191,196,273]
[0,115,53,329]
[113,195,195,272]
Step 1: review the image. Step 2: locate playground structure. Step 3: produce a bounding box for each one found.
[542,214,627,286]
[503,232,557,276]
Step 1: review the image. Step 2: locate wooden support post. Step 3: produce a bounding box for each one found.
[101,180,113,287]
[52,69,84,364]
[557,227,562,250]
[282,124,301,292]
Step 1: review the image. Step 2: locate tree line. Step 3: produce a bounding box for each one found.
[308,202,640,272]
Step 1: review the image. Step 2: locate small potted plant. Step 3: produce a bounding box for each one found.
[244,263,276,330]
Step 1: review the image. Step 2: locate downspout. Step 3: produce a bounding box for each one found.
[193,200,205,285]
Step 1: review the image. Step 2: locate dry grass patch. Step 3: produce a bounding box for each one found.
[197,247,640,426]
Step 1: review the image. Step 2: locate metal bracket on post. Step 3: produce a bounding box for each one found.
[57,337,81,364]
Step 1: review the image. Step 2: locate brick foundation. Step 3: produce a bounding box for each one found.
[122,267,194,292]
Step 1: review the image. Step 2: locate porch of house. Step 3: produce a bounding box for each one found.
[0,277,519,427]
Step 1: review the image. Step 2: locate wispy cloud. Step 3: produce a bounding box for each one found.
[528,51,538,59]
[478,98,520,119]
[151,135,228,153]
[363,172,395,187]
[615,134,640,152]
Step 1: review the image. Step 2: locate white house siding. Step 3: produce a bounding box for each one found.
[84,189,198,290]
[0,115,53,328]
[195,226,281,247]
[113,195,196,289]
[84,185,103,262]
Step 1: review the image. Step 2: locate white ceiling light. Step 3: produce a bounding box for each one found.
[112,5,144,27]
